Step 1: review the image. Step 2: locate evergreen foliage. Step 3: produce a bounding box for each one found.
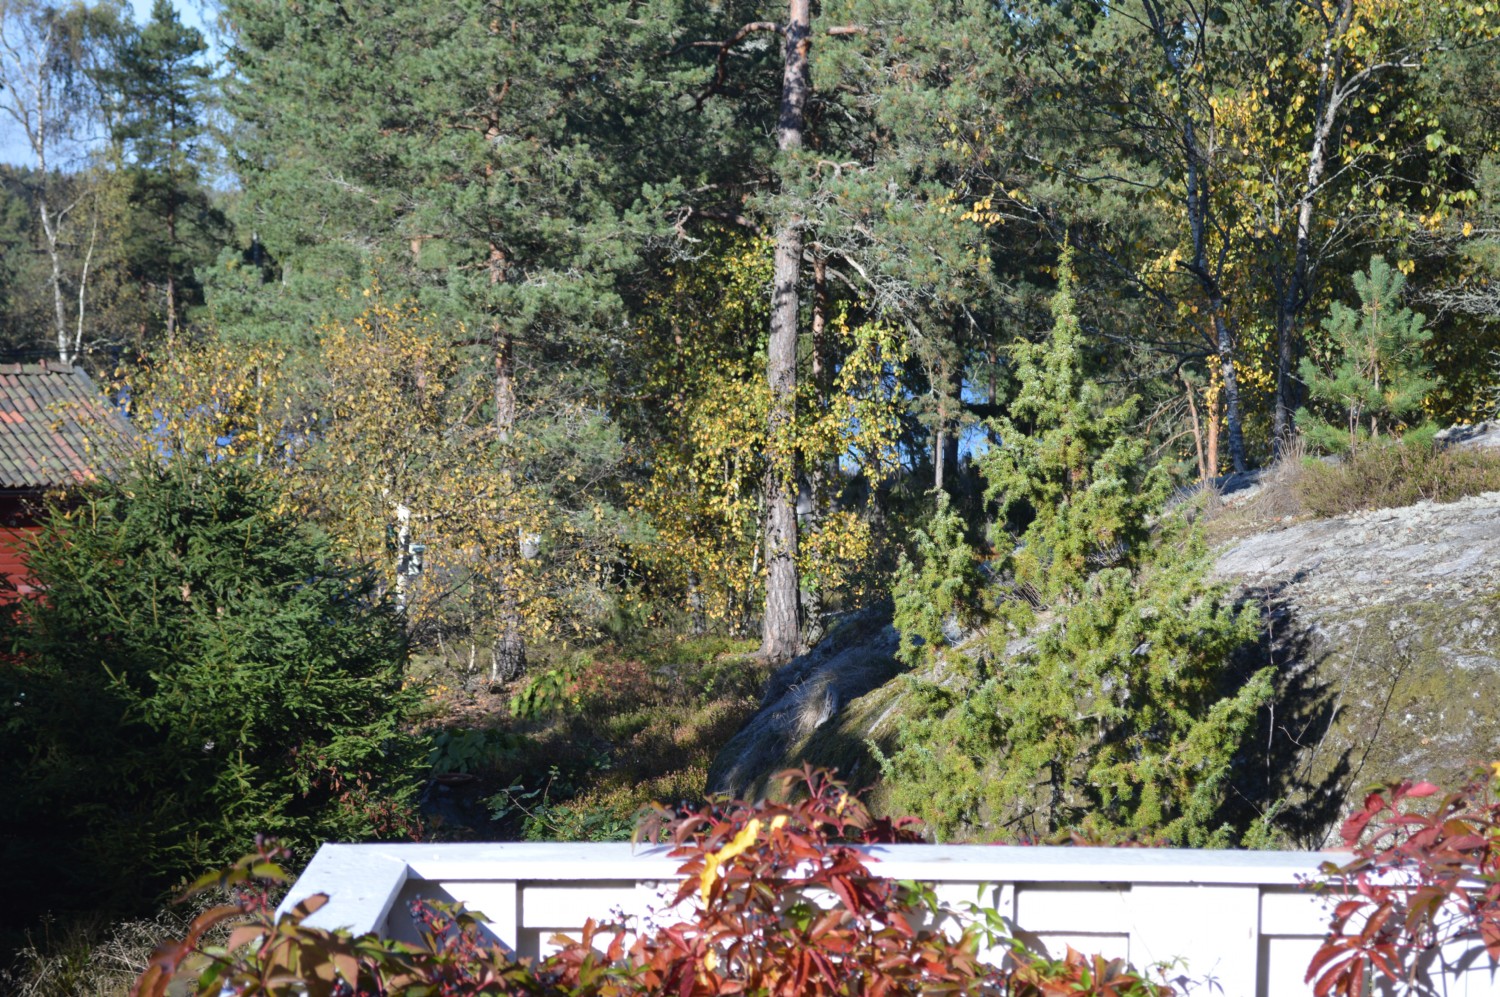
[891,494,982,668]
[0,457,422,924]
[0,0,1495,912]
[1297,257,1438,453]
[94,0,224,340]
[878,252,1272,845]
[983,248,1168,605]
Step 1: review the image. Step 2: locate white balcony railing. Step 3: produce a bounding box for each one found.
[279,842,1500,996]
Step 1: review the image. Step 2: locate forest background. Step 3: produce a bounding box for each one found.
[2,0,1500,988]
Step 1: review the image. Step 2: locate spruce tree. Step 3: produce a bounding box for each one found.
[0,457,421,923]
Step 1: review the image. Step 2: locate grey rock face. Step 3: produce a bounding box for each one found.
[707,488,1500,846]
[1435,420,1500,451]
[705,606,901,798]
[1214,491,1500,846]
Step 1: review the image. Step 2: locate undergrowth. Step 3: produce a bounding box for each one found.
[418,633,768,844]
[1294,439,1500,517]
[0,887,247,997]
[4,633,767,995]
[1201,438,1500,546]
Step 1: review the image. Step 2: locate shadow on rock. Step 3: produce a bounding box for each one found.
[706,603,901,800]
[1225,576,1351,848]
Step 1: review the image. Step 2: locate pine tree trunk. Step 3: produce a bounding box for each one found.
[1207,389,1221,481]
[165,199,178,344]
[800,257,829,652]
[933,421,946,493]
[1183,370,1208,483]
[760,0,811,664]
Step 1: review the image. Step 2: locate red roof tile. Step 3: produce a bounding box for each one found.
[0,361,134,489]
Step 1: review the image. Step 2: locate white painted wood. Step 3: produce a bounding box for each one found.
[523,882,654,927]
[1127,885,1259,997]
[278,844,408,936]
[277,842,1500,994]
[1015,884,1132,934]
[1259,936,1323,997]
[1260,887,1336,937]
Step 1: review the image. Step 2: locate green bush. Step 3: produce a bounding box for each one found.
[0,457,424,925]
[877,250,1271,845]
[891,494,983,668]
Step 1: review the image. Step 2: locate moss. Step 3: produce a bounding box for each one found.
[1247,597,1500,846]
[794,678,910,805]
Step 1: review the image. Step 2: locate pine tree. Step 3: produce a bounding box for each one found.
[1297,256,1437,453]
[217,0,683,675]
[96,0,223,343]
[659,0,1008,657]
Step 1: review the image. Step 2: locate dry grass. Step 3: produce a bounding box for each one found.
[1200,452,1313,547]
[0,893,230,997]
[1201,439,1500,547]
[1294,441,1500,518]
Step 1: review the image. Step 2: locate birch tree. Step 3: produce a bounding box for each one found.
[0,0,115,362]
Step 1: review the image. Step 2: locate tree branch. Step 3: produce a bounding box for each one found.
[669,21,783,103]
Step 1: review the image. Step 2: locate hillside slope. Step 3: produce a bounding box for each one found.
[708,489,1500,846]
[1213,490,1500,845]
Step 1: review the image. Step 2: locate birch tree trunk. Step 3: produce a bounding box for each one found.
[37,192,70,362]
[1274,0,1355,454]
[490,242,526,684]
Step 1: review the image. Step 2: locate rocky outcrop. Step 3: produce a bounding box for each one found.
[708,489,1500,845]
[705,606,902,799]
[1213,491,1500,846]
[1435,420,1500,451]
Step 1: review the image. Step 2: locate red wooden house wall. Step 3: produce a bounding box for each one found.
[0,362,134,600]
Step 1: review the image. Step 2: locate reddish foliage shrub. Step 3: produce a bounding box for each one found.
[1309,770,1500,996]
[134,768,1173,996]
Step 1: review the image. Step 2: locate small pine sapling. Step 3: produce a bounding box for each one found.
[1297,256,1438,453]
